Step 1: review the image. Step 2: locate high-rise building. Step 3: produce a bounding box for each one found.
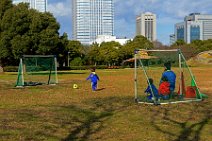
[169,34,175,45]
[175,13,212,43]
[72,0,114,44]
[136,12,157,41]
[12,0,47,12]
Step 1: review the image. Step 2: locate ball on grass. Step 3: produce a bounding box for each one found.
[73,84,78,89]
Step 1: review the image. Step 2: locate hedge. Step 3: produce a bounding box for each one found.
[3,65,122,72]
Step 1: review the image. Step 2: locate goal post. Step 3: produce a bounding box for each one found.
[134,49,204,105]
[16,55,58,87]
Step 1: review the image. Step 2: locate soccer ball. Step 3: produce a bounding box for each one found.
[73,84,78,89]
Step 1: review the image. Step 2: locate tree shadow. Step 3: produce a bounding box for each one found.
[62,96,133,141]
[62,106,112,141]
[149,102,211,141]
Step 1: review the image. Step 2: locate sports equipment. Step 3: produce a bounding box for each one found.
[134,49,206,105]
[16,55,58,87]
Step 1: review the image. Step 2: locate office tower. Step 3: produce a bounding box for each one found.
[175,13,212,43]
[175,22,185,41]
[136,12,157,41]
[12,0,47,12]
[72,0,114,44]
[169,34,175,45]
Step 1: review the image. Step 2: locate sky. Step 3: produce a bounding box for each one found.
[48,0,212,45]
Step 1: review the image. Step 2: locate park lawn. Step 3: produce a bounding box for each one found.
[0,68,211,141]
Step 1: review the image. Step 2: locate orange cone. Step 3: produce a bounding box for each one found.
[178,71,186,95]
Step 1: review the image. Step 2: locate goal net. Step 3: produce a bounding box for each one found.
[134,49,204,105]
[16,55,58,87]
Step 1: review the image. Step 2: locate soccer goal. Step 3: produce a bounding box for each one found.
[134,49,206,105]
[16,55,58,87]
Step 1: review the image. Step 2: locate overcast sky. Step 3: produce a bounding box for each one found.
[48,0,212,45]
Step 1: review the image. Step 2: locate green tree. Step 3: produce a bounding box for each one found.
[66,40,83,66]
[0,0,13,66]
[191,39,212,53]
[0,0,12,20]
[54,33,69,67]
[99,41,121,66]
[172,39,186,46]
[0,2,66,66]
[87,43,100,65]
[120,35,153,61]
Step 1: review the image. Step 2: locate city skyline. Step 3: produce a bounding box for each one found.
[72,0,114,44]
[48,0,212,45]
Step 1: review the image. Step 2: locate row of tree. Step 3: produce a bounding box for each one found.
[0,0,211,68]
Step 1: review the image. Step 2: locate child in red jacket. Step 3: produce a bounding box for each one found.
[159,76,170,100]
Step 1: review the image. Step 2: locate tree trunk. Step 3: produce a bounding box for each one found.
[0,60,4,72]
[0,66,3,73]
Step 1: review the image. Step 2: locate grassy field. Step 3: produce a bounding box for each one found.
[0,67,211,141]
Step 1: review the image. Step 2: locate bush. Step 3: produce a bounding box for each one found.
[58,65,109,70]
[3,66,19,72]
[70,57,84,66]
[70,66,89,70]
[107,66,120,69]
[96,65,108,69]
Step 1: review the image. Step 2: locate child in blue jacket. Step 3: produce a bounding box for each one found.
[86,68,99,91]
[160,62,176,92]
[145,78,159,101]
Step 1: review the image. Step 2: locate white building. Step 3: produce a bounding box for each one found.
[90,35,131,45]
[175,13,212,43]
[72,0,114,44]
[12,0,47,12]
[136,12,157,41]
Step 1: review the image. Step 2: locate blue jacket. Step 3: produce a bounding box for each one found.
[161,70,176,91]
[86,72,99,83]
[145,84,158,99]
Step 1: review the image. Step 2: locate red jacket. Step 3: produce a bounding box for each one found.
[159,82,170,96]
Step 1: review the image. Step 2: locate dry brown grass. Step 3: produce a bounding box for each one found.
[0,68,211,141]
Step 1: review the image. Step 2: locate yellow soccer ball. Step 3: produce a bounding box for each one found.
[73,84,78,89]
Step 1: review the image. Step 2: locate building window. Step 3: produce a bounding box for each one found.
[177,27,184,40]
[190,26,200,42]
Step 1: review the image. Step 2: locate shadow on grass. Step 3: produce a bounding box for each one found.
[149,102,211,141]
[62,96,133,141]
[61,105,112,141]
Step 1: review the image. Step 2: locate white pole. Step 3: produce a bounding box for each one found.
[134,52,138,101]
[54,57,58,84]
[20,58,24,86]
[179,51,182,97]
